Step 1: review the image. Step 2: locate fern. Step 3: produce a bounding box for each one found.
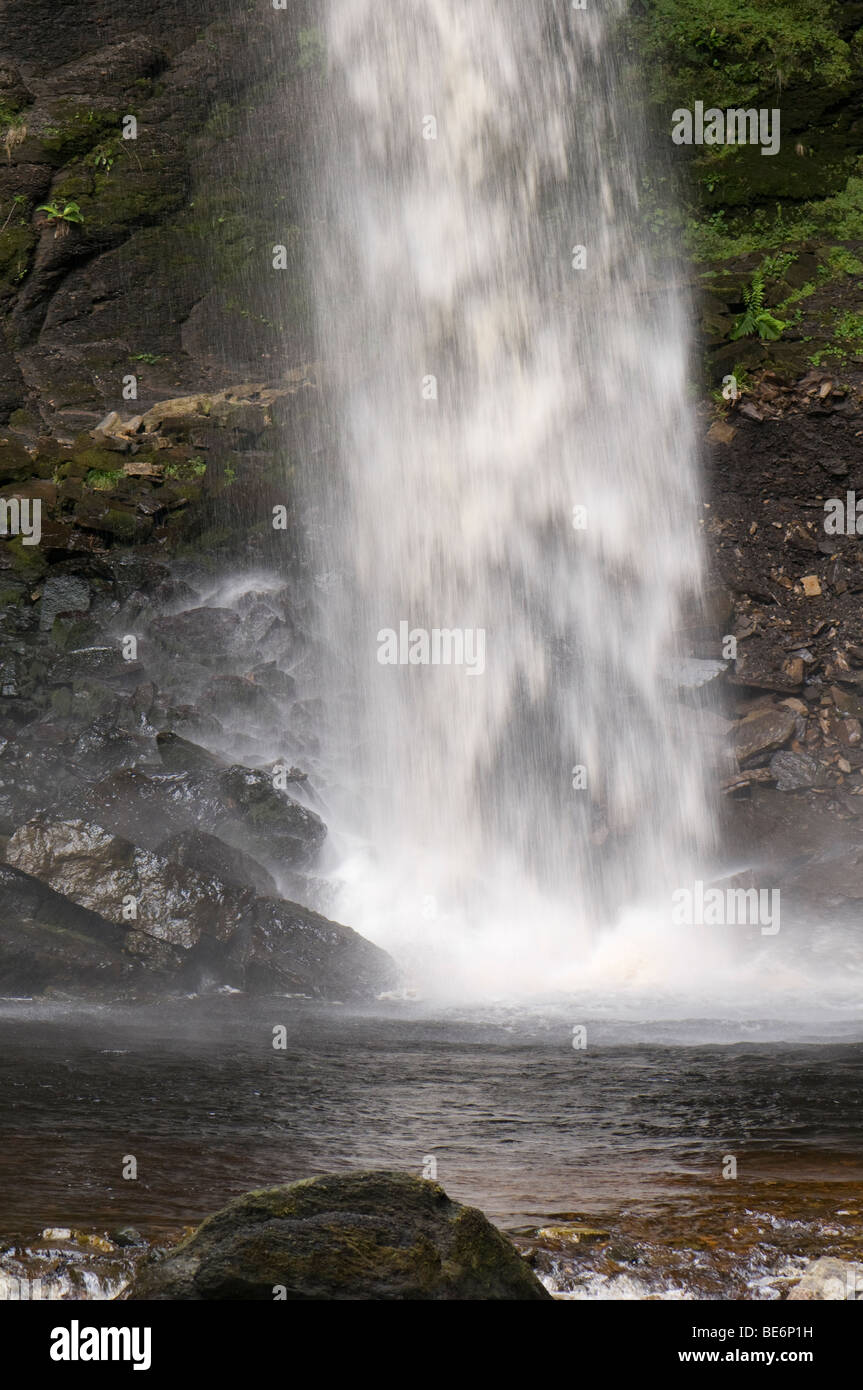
[731,270,787,341]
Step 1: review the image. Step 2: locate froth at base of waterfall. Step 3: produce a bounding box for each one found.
[306,0,717,995]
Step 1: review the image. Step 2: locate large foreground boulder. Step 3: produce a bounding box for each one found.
[124,1172,551,1301]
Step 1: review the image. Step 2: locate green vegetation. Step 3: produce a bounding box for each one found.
[628,2,863,264]
[85,468,124,491]
[632,0,854,109]
[834,310,863,346]
[730,271,787,340]
[163,457,207,480]
[40,106,121,164]
[296,27,326,76]
[36,199,84,228]
[84,139,122,175]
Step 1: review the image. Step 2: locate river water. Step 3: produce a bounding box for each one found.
[1,996,861,1299]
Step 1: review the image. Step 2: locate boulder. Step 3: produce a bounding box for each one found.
[0,862,143,994]
[124,1172,551,1301]
[156,829,277,897]
[149,608,241,663]
[74,764,326,867]
[769,750,823,792]
[4,817,394,999]
[788,1257,863,1301]
[0,740,84,835]
[4,817,251,962]
[247,897,396,999]
[156,730,226,774]
[733,705,796,766]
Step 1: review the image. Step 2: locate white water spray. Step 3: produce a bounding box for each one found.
[308,0,715,996]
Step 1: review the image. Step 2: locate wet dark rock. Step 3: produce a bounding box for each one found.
[0,740,84,834]
[124,1172,551,1301]
[247,896,397,999]
[71,720,157,778]
[0,862,142,995]
[202,675,280,722]
[733,706,796,766]
[156,730,226,774]
[164,705,224,741]
[248,661,298,701]
[4,817,392,999]
[150,608,241,662]
[769,750,823,792]
[4,818,252,963]
[75,764,326,867]
[111,1227,146,1249]
[157,829,277,898]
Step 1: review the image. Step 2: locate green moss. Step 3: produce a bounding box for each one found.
[296,27,326,76]
[85,468,125,491]
[0,222,36,292]
[98,508,140,541]
[3,535,48,580]
[71,445,124,473]
[52,154,184,247]
[630,1,854,112]
[630,3,863,265]
[163,457,207,481]
[40,104,122,165]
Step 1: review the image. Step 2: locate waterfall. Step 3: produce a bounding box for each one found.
[306,0,715,995]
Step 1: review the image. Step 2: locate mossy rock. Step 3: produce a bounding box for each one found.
[38,103,123,166]
[2,534,47,579]
[51,154,184,251]
[0,222,36,296]
[124,1172,552,1301]
[0,436,34,483]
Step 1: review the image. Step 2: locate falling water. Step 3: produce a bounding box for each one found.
[307,0,715,995]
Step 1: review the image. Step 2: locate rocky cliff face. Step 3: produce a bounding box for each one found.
[0,4,395,1000]
[0,0,316,435]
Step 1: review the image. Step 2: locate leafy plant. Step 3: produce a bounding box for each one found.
[834,311,863,347]
[730,271,787,341]
[36,199,84,236]
[84,139,120,174]
[129,352,164,365]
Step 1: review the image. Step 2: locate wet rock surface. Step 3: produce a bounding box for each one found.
[0,433,389,999]
[1,819,395,999]
[0,862,144,995]
[787,1256,863,1301]
[124,1172,552,1301]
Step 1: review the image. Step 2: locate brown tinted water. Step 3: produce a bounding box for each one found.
[0,996,861,1298]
